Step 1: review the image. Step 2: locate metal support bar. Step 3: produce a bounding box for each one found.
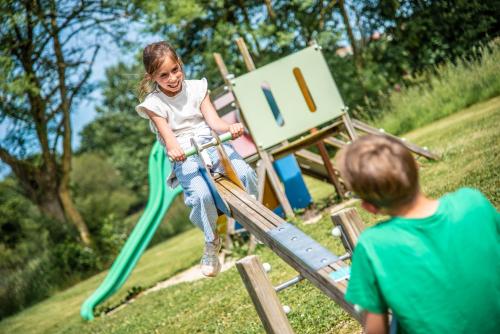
[275,275,304,292]
[274,253,351,293]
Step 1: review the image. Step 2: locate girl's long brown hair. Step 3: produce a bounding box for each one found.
[138,41,183,101]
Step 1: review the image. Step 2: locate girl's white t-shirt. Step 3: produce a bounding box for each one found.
[135,78,210,150]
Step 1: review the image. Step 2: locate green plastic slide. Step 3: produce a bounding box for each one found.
[80,142,182,320]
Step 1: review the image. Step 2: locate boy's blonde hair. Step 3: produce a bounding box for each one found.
[336,134,419,209]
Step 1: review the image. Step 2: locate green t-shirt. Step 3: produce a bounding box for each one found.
[345,188,500,333]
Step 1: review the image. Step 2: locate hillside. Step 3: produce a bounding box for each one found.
[1,96,498,334]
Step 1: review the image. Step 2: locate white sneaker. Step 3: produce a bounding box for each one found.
[200,237,222,277]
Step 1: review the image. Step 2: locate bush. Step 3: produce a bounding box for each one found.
[94,213,128,264]
[0,179,59,319]
[0,177,127,319]
[376,40,500,134]
[0,251,58,319]
[52,240,101,276]
[71,153,138,230]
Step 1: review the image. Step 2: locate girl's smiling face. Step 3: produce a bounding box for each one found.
[153,55,184,97]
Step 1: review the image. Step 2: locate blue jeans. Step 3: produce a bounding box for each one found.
[173,142,258,243]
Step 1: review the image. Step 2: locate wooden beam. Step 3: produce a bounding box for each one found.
[341,112,358,140]
[314,137,346,199]
[270,120,344,159]
[260,151,295,218]
[236,256,295,334]
[323,136,347,149]
[351,119,439,160]
[213,52,230,80]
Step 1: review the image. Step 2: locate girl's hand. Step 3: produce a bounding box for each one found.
[229,123,244,139]
[167,143,186,162]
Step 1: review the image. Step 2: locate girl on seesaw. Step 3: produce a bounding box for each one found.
[136,41,258,277]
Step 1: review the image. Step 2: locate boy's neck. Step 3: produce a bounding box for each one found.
[387,191,439,219]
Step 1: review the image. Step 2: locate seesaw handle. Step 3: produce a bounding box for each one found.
[169,132,233,162]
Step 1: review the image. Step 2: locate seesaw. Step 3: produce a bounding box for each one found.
[81,132,360,329]
[174,133,363,330]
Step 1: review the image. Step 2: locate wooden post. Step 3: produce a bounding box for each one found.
[331,208,365,252]
[310,128,346,199]
[260,150,295,218]
[236,255,295,334]
[341,110,358,141]
[236,37,256,71]
[213,52,259,151]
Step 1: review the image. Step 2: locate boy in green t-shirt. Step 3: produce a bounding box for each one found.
[336,134,499,334]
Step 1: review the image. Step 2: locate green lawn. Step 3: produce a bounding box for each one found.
[1,96,498,334]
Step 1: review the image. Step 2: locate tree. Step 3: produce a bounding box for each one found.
[0,0,131,245]
[78,62,154,203]
[135,0,344,86]
[359,0,500,75]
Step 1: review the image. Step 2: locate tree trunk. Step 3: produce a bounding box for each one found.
[59,185,92,245]
[264,0,276,21]
[50,0,92,246]
[39,193,67,224]
[10,160,91,245]
[338,0,362,69]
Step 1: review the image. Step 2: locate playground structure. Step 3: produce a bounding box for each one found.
[80,39,438,327]
[210,38,437,241]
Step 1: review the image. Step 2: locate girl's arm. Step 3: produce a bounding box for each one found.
[200,94,244,139]
[143,109,186,161]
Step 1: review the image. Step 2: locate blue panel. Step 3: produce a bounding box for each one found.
[261,82,285,126]
[273,155,312,210]
[328,266,351,282]
[267,222,338,271]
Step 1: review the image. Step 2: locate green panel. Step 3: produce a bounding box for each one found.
[232,46,344,149]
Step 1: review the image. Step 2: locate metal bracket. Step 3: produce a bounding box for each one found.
[267,223,338,271]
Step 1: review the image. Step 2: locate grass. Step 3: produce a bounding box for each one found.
[1,96,499,333]
[0,229,204,333]
[377,40,500,135]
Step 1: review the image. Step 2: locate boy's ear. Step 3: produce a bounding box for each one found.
[361,200,380,214]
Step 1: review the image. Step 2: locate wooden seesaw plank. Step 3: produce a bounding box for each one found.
[215,177,361,322]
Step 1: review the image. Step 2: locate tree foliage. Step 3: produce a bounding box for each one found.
[0,0,133,245]
[78,62,154,202]
[359,0,500,75]
[134,0,343,85]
